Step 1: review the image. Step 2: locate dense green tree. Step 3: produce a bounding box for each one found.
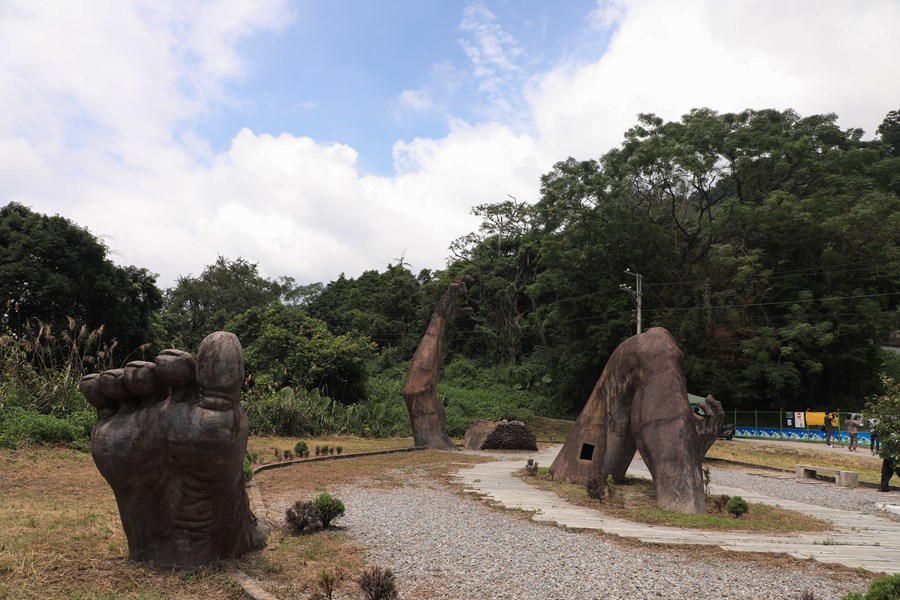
[161,256,283,350]
[495,108,898,412]
[306,264,425,355]
[526,157,651,413]
[866,376,900,464]
[0,202,163,357]
[226,303,374,403]
[449,199,541,365]
[877,109,900,157]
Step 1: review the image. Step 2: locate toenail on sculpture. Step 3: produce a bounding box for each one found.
[81,331,266,566]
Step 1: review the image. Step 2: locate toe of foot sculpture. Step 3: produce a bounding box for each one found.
[80,331,266,566]
[549,327,724,514]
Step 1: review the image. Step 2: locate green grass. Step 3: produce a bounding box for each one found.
[707,439,885,484]
[519,471,832,532]
[526,416,575,442]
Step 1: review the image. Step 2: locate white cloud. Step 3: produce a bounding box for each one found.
[458,3,526,120]
[397,89,435,112]
[2,0,899,293]
[531,0,900,160]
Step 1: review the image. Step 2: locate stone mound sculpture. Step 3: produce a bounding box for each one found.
[80,331,266,566]
[549,327,724,514]
[464,419,538,451]
[402,275,474,450]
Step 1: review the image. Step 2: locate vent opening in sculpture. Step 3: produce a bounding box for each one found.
[579,443,595,461]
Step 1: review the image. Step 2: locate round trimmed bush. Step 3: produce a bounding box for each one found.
[726,495,749,518]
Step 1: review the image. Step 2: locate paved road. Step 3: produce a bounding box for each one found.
[454,445,900,575]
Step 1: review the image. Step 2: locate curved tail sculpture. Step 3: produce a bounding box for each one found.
[402,276,474,450]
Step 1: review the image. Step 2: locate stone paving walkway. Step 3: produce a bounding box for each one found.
[454,445,900,575]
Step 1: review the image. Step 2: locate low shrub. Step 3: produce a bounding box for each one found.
[315,492,346,528]
[243,386,332,437]
[286,493,346,533]
[605,474,616,501]
[435,379,562,438]
[0,408,93,449]
[357,565,399,600]
[285,500,320,534]
[586,475,604,500]
[310,568,338,600]
[726,496,749,518]
[294,440,308,455]
[243,453,254,483]
[842,573,900,600]
[711,494,731,513]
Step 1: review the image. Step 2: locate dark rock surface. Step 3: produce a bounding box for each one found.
[464,419,538,450]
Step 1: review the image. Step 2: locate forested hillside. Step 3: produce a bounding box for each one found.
[2,107,898,447]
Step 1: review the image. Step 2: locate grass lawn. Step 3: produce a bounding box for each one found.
[0,431,879,598]
[247,434,416,464]
[517,469,833,532]
[526,416,575,443]
[0,437,484,599]
[0,446,241,599]
[706,439,886,484]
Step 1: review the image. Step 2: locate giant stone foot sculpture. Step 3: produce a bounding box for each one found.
[402,275,474,450]
[549,327,724,514]
[80,331,266,566]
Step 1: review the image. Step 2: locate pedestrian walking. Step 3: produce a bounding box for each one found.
[823,412,835,447]
[881,456,899,492]
[869,417,880,454]
[845,414,863,451]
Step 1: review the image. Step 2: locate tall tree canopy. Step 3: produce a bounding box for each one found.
[450,108,899,412]
[449,199,541,365]
[305,263,428,355]
[227,303,374,403]
[0,202,162,357]
[877,108,900,157]
[161,256,283,350]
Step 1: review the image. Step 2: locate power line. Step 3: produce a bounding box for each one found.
[352,290,899,339]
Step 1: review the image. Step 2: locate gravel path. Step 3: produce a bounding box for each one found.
[707,464,896,519]
[336,468,873,600]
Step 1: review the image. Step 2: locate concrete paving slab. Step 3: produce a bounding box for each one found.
[453,445,900,575]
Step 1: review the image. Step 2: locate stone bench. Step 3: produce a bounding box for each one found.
[796,464,859,488]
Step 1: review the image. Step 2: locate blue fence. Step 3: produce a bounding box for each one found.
[730,411,876,446]
[735,427,873,446]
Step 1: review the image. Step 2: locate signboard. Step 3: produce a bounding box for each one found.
[794,412,806,428]
[805,411,825,427]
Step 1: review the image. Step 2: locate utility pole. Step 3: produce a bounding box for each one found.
[619,269,643,335]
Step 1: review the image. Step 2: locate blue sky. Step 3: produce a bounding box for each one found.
[2,0,899,288]
[200,1,609,174]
